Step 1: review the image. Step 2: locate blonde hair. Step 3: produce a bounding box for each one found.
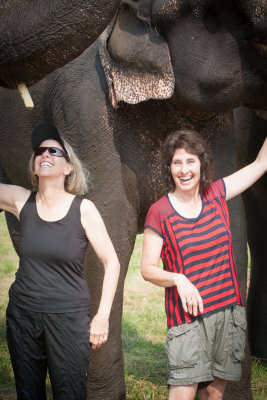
[28,139,92,196]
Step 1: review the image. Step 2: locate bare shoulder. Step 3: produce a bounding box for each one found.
[0,184,31,217]
[80,198,98,214]
[80,199,103,224]
[10,184,30,199]
[80,199,107,239]
[12,186,31,208]
[0,183,29,195]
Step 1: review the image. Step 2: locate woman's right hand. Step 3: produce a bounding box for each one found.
[89,312,109,350]
[173,274,203,317]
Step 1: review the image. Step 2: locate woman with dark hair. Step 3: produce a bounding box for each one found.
[141,129,267,400]
[161,129,214,193]
[0,123,120,399]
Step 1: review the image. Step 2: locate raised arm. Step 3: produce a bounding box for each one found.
[80,199,120,350]
[224,137,267,201]
[0,183,30,219]
[141,228,203,316]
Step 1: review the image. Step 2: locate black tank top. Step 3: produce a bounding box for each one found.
[9,192,91,313]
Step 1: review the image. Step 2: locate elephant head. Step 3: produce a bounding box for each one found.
[0,0,120,88]
[1,0,266,112]
[100,0,267,113]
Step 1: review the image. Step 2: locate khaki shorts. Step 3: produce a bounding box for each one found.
[165,305,246,386]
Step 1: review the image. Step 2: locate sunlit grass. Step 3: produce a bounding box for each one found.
[251,358,267,400]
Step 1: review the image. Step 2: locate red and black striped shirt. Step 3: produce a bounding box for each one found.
[144,179,244,328]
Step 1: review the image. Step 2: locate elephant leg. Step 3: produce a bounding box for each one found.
[245,148,267,358]
[234,107,267,359]
[223,196,251,400]
[209,117,252,400]
[244,188,267,358]
[83,198,138,400]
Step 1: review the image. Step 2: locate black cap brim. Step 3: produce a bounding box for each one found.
[31,123,68,155]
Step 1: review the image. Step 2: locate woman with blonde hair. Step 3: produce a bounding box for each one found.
[0,123,120,399]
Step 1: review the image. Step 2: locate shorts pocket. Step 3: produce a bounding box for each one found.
[232,306,247,362]
[166,322,199,369]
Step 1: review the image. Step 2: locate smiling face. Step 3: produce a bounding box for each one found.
[34,139,72,179]
[170,148,201,194]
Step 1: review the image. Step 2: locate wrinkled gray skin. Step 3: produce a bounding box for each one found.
[0,0,267,399]
[234,108,267,359]
[0,0,120,88]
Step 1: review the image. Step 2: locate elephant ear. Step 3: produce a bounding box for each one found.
[99,8,175,108]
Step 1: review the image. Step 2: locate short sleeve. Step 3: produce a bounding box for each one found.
[144,203,163,238]
[202,179,226,201]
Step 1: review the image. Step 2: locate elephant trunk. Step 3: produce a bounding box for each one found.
[0,0,120,88]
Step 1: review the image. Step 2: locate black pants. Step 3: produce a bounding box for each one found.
[6,302,91,400]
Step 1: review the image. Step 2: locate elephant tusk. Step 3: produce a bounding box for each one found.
[17,83,34,108]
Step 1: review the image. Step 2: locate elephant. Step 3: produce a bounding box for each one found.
[0,0,120,88]
[234,107,267,359]
[0,0,267,399]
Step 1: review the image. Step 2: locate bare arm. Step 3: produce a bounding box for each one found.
[224,137,267,201]
[0,183,30,219]
[141,228,203,316]
[81,200,120,350]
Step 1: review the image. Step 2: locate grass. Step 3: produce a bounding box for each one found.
[123,236,168,399]
[251,358,267,400]
[0,213,18,396]
[0,213,267,399]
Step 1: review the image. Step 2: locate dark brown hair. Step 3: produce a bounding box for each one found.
[161,129,214,193]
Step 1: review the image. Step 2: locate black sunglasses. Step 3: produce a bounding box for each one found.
[35,146,69,160]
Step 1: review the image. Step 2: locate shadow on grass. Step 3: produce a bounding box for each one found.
[122,319,167,385]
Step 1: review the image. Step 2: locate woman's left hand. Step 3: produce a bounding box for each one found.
[89,313,109,350]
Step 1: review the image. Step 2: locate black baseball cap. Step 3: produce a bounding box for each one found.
[31,123,68,155]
